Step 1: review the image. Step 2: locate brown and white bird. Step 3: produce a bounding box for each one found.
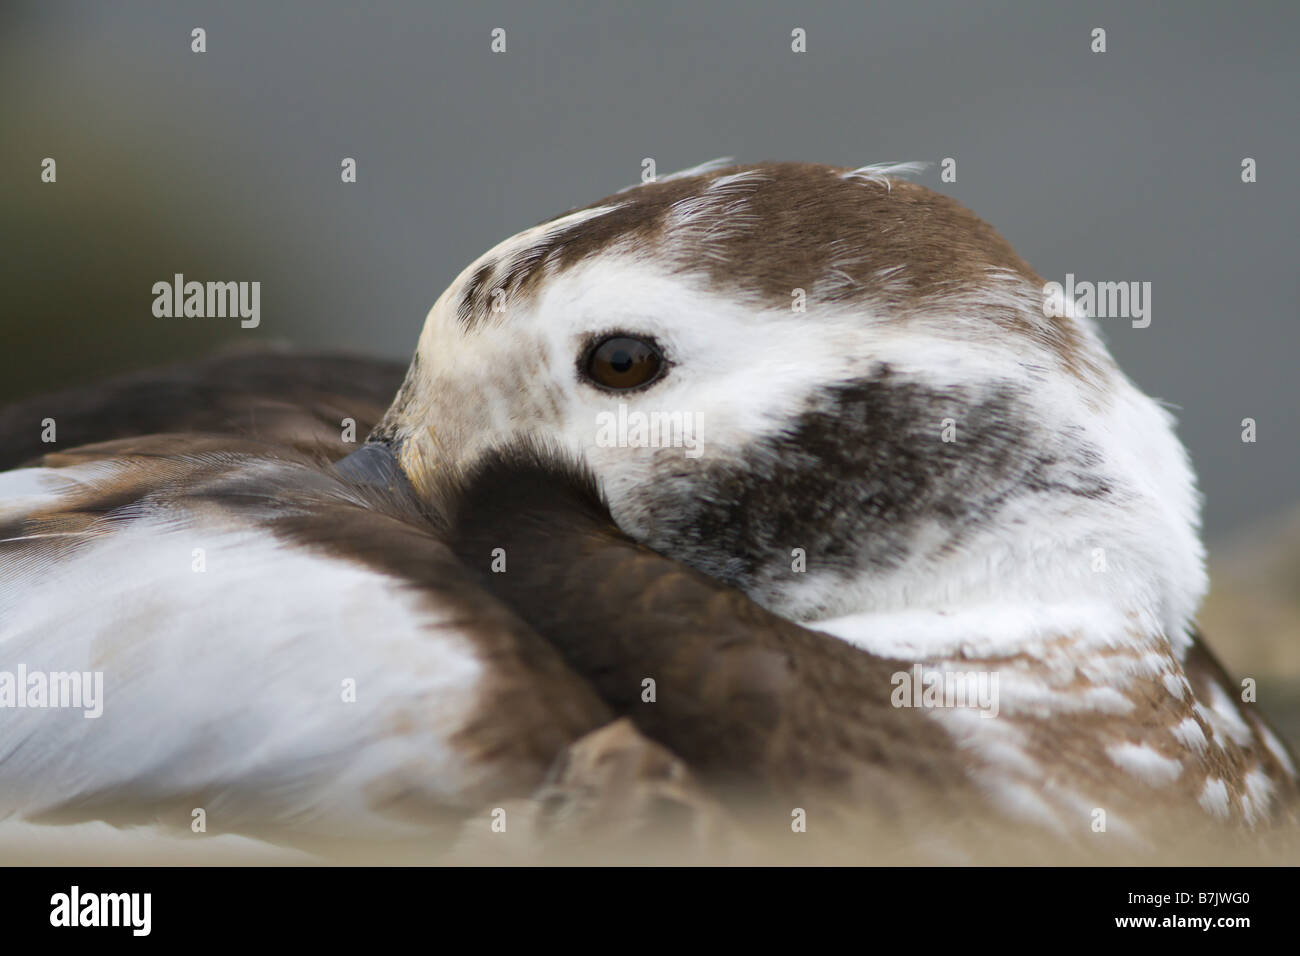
[0,161,1294,861]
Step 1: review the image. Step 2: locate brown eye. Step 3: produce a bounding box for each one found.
[584,335,665,390]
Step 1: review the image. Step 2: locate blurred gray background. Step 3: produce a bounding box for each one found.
[2,0,1297,541]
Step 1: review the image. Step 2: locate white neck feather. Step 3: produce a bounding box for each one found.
[807,371,1206,662]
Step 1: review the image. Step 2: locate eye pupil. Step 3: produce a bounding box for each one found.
[585,336,664,390]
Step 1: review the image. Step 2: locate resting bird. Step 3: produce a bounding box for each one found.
[0,161,1295,863]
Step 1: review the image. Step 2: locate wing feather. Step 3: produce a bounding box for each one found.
[0,446,612,846]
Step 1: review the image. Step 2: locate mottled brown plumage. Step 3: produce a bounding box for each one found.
[4,153,1297,861]
[445,444,973,817]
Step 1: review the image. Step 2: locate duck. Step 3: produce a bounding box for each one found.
[1,161,1294,862]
